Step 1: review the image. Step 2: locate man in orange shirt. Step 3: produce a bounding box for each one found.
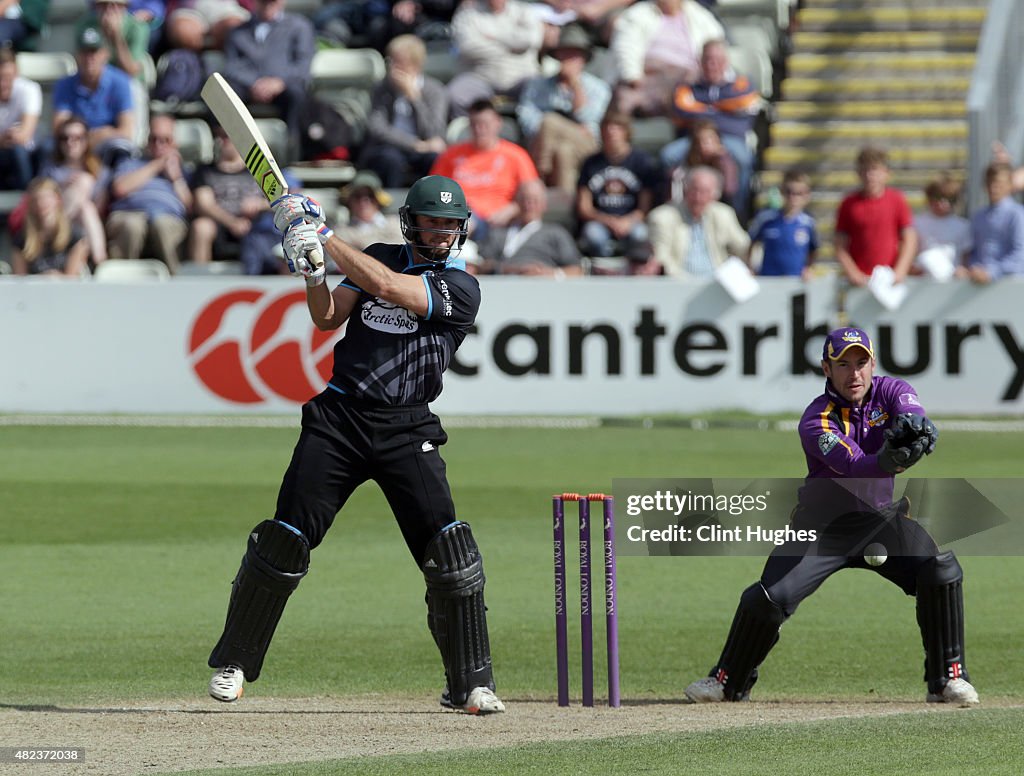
[430,98,539,239]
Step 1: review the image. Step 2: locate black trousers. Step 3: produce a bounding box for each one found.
[760,502,941,615]
[275,390,456,566]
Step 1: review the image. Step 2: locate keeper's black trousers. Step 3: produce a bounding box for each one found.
[760,501,941,615]
[274,390,456,566]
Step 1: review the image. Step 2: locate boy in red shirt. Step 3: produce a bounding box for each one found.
[834,146,917,286]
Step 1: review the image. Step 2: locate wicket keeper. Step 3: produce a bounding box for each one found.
[206,176,505,714]
[685,328,979,707]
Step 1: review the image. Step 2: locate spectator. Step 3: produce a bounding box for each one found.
[645,164,749,277]
[962,161,1024,283]
[312,0,455,50]
[79,0,151,82]
[38,115,109,265]
[516,23,610,193]
[106,113,192,273]
[568,0,636,45]
[0,45,39,190]
[1,0,48,51]
[12,177,90,277]
[80,0,153,147]
[577,109,658,263]
[430,98,539,237]
[662,38,759,219]
[609,0,724,118]
[308,0,391,49]
[387,0,457,43]
[746,169,818,278]
[359,34,448,189]
[332,170,404,251]
[221,0,314,149]
[834,146,916,286]
[476,178,583,275]
[53,26,136,166]
[913,174,971,279]
[130,0,167,42]
[667,119,739,214]
[447,0,544,118]
[990,140,1024,195]
[188,125,282,273]
[164,0,250,51]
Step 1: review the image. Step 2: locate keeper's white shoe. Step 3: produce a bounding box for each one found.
[684,676,725,703]
[440,686,506,714]
[926,678,979,707]
[209,665,245,703]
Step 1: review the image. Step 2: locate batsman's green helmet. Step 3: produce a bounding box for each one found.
[400,175,472,253]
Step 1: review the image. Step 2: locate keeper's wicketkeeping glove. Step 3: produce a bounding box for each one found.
[886,412,939,456]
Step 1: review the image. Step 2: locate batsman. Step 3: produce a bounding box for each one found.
[206,175,505,714]
[685,327,979,707]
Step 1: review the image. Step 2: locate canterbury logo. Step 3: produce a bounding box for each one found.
[187,288,343,405]
[421,441,435,452]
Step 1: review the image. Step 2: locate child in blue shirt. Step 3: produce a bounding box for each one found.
[747,169,819,278]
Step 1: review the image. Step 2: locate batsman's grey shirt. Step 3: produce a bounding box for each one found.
[328,244,480,405]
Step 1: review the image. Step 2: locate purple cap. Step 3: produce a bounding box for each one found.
[823,327,874,360]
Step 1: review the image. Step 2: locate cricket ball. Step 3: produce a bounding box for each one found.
[863,543,887,566]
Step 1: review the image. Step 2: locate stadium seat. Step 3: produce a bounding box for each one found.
[177,260,244,276]
[424,48,459,84]
[728,43,774,99]
[203,50,226,76]
[302,187,342,220]
[15,51,76,85]
[94,259,171,282]
[174,118,215,166]
[630,117,677,156]
[0,190,24,215]
[445,116,523,145]
[542,187,576,231]
[311,48,386,93]
[718,0,794,32]
[253,118,292,167]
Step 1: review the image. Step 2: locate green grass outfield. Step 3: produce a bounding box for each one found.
[2,421,1022,774]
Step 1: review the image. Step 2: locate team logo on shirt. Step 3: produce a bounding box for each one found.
[440,191,452,203]
[818,432,840,455]
[437,278,453,317]
[868,409,889,427]
[361,299,419,334]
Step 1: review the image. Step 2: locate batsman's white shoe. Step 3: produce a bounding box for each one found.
[684,676,725,703]
[927,678,979,707]
[209,665,245,703]
[440,686,506,714]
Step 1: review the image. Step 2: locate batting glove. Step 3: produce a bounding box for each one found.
[271,193,326,234]
[282,221,327,287]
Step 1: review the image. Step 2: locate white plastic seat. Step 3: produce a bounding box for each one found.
[177,261,244,276]
[174,118,216,165]
[310,48,386,93]
[15,51,76,85]
[93,259,171,282]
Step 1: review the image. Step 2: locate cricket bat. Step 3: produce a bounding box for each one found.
[200,72,288,202]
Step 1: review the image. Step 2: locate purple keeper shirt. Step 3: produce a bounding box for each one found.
[797,375,926,513]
